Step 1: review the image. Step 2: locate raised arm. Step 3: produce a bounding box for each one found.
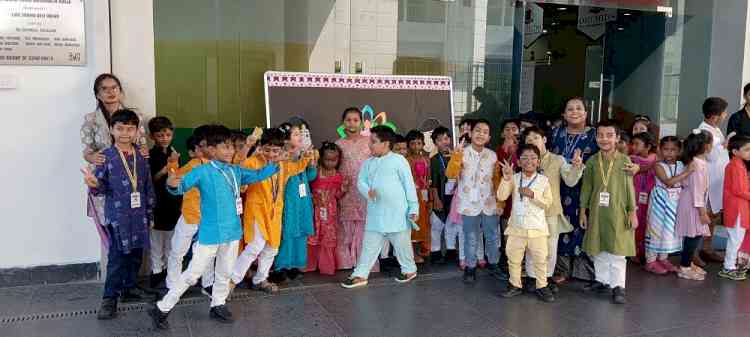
[654,163,691,188]
[237,163,280,185]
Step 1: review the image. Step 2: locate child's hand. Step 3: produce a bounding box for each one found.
[139,146,150,159]
[409,213,418,222]
[519,187,534,199]
[433,197,444,211]
[571,149,583,169]
[168,148,180,163]
[629,211,638,230]
[500,160,514,180]
[579,212,588,229]
[167,168,181,188]
[81,167,98,188]
[368,189,377,201]
[699,212,711,225]
[623,163,639,176]
[453,139,466,155]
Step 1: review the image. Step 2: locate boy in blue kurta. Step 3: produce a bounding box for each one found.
[83,109,156,320]
[341,126,420,288]
[148,125,279,330]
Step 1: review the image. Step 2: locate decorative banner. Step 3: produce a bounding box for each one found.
[577,6,617,40]
[0,0,86,65]
[265,71,455,147]
[524,3,544,48]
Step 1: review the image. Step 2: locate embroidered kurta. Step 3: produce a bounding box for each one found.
[336,136,370,222]
[549,126,599,256]
[676,158,711,238]
[168,160,279,245]
[698,121,729,213]
[175,158,208,225]
[497,172,553,238]
[309,172,344,248]
[580,152,637,257]
[723,157,750,229]
[357,152,419,233]
[445,146,502,216]
[90,146,155,253]
[408,154,431,245]
[149,146,182,231]
[241,154,311,249]
[275,165,317,270]
[540,151,582,235]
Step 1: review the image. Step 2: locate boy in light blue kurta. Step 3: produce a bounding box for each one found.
[341,126,420,288]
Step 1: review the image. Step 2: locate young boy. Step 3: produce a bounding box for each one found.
[579,120,638,304]
[393,134,409,156]
[522,126,583,291]
[165,128,214,294]
[341,126,419,288]
[698,97,731,264]
[446,118,503,283]
[497,144,555,302]
[147,116,182,288]
[429,126,459,263]
[149,125,279,329]
[230,128,312,293]
[720,135,750,280]
[82,109,156,320]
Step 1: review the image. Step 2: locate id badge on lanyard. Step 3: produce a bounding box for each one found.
[599,192,610,207]
[299,183,307,198]
[130,192,141,208]
[445,179,456,195]
[638,192,649,205]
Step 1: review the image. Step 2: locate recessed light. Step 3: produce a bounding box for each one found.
[543,29,548,33]
[557,7,566,11]
[617,26,625,31]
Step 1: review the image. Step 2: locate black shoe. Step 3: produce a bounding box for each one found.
[487,264,510,281]
[612,287,626,304]
[201,286,213,298]
[547,278,559,294]
[463,267,477,284]
[522,277,536,292]
[584,281,611,294]
[235,280,252,289]
[430,251,446,264]
[150,271,167,289]
[96,297,117,320]
[148,302,170,330]
[209,304,234,323]
[444,249,458,262]
[268,270,288,284]
[287,268,303,280]
[536,286,556,303]
[121,287,150,303]
[500,285,523,298]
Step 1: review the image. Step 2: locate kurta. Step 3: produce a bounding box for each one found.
[168,160,279,245]
[698,121,729,213]
[357,152,419,233]
[675,158,711,238]
[408,154,431,251]
[723,157,750,229]
[630,153,657,258]
[175,158,208,225]
[241,154,311,249]
[430,152,454,222]
[149,146,182,231]
[549,126,599,257]
[275,165,317,270]
[309,172,344,248]
[580,151,637,257]
[90,146,155,253]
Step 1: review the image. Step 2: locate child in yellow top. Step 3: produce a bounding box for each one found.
[230,127,312,293]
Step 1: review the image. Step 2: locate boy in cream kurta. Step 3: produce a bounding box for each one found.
[497,144,556,302]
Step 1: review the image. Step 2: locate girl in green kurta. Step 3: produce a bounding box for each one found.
[579,120,638,305]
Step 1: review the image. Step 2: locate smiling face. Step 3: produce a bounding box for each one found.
[110,122,138,147]
[212,141,236,163]
[502,122,520,141]
[524,131,547,154]
[343,111,362,134]
[518,148,540,174]
[260,144,283,163]
[596,126,620,153]
[96,78,122,107]
[564,99,587,127]
[287,126,302,150]
[471,122,491,148]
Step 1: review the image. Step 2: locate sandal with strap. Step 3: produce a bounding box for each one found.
[251,281,279,294]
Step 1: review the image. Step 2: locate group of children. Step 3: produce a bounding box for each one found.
[83,96,750,330]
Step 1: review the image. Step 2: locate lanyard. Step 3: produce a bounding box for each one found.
[210,161,239,198]
[665,161,677,178]
[598,154,616,190]
[117,148,137,191]
[438,153,447,170]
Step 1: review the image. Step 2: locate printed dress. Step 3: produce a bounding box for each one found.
[306,172,344,275]
[335,136,371,269]
[676,158,711,238]
[409,154,431,255]
[645,162,684,255]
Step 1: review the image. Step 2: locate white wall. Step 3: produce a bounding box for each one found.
[0,0,110,268]
[707,0,749,112]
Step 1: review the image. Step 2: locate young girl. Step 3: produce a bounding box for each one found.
[335,107,372,270]
[306,142,345,276]
[630,132,658,264]
[644,137,692,275]
[405,130,432,263]
[719,135,750,281]
[675,129,713,281]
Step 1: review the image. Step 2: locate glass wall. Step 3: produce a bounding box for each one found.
[154,0,718,143]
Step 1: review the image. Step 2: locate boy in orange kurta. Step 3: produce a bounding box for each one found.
[230,128,312,293]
